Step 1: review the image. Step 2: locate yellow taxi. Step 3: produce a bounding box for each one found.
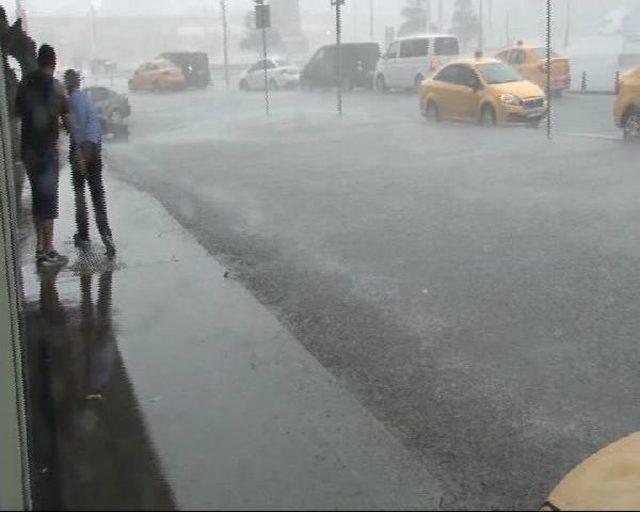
[419,56,548,127]
[613,67,640,141]
[128,59,186,92]
[495,42,571,95]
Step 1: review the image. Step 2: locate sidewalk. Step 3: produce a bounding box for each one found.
[20,163,442,510]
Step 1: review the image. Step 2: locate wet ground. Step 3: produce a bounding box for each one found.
[23,83,640,510]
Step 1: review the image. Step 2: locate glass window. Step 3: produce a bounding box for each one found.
[87,88,109,101]
[434,64,457,83]
[386,42,399,59]
[456,66,480,88]
[400,38,430,58]
[508,50,526,65]
[265,60,276,70]
[533,47,559,60]
[434,37,459,56]
[477,62,522,84]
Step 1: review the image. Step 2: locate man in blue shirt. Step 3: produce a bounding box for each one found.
[64,69,116,258]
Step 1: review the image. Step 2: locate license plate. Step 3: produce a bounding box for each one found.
[526,108,544,118]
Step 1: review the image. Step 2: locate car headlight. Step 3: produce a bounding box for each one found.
[499,93,521,106]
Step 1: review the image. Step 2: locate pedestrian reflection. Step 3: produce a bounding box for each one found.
[26,270,175,510]
[80,271,116,400]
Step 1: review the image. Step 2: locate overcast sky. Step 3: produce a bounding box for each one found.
[2,0,403,17]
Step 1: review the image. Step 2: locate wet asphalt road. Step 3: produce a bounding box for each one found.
[106,86,640,510]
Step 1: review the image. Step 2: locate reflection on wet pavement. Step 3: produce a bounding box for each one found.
[25,268,175,510]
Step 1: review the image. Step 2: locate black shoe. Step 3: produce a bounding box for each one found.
[102,235,116,258]
[38,251,69,268]
[73,233,91,249]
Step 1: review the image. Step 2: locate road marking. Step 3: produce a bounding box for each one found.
[558,132,622,142]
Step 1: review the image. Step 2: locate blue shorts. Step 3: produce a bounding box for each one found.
[24,148,60,220]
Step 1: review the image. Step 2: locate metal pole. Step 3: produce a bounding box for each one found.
[564,0,571,49]
[334,0,343,116]
[220,0,230,89]
[261,21,270,116]
[546,0,552,140]
[479,0,484,49]
[369,0,374,40]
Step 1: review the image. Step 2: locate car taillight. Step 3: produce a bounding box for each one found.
[430,58,441,72]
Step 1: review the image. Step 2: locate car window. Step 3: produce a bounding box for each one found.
[533,47,559,60]
[248,62,261,73]
[400,39,429,58]
[495,50,510,61]
[311,49,324,64]
[508,50,526,65]
[88,88,109,101]
[386,42,400,59]
[434,37,459,56]
[434,64,457,83]
[456,66,480,88]
[274,59,290,67]
[477,62,522,84]
[265,60,276,70]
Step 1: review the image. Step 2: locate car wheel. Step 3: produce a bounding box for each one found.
[527,118,542,129]
[424,100,440,122]
[414,74,425,93]
[240,79,248,90]
[623,109,640,142]
[480,105,497,127]
[342,75,354,92]
[376,74,388,93]
[269,78,279,91]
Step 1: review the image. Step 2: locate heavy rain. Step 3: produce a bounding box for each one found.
[1,0,640,510]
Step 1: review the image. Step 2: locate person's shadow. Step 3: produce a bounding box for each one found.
[25,270,176,510]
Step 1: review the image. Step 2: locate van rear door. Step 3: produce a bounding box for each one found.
[432,37,460,74]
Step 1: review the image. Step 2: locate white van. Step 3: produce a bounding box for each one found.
[375,34,460,92]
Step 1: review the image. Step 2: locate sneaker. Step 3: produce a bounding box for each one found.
[102,235,116,258]
[73,233,91,249]
[38,251,69,268]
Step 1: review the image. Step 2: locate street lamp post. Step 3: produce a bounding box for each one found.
[220,0,229,89]
[255,0,270,116]
[546,0,552,140]
[478,0,484,49]
[331,0,345,116]
[369,0,374,40]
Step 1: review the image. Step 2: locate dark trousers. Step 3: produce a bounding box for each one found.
[69,142,112,240]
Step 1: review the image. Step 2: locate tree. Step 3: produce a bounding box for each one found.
[398,0,435,37]
[451,0,479,48]
[239,8,283,53]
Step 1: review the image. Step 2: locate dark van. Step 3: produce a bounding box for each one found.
[300,42,381,90]
[160,51,212,88]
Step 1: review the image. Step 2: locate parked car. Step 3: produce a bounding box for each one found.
[613,66,640,141]
[375,34,460,92]
[300,42,380,90]
[160,51,211,89]
[420,57,547,127]
[128,59,186,92]
[84,86,130,139]
[239,57,300,90]
[495,42,571,95]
